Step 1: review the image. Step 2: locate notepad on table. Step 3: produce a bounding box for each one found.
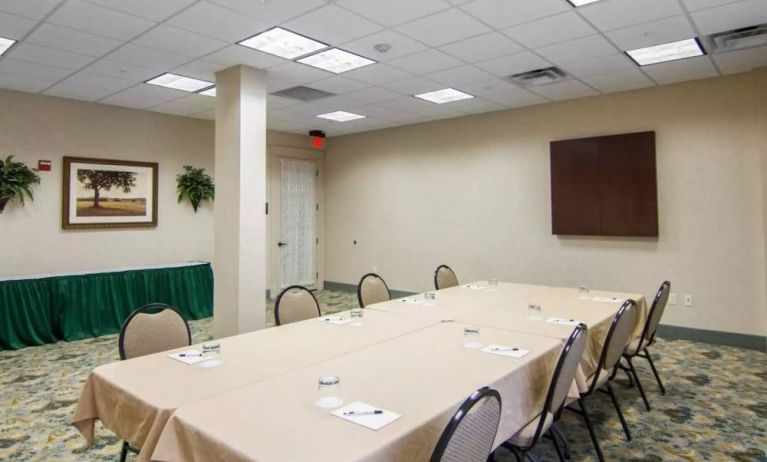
[332,401,401,430]
[481,344,530,358]
[592,296,624,303]
[463,284,485,290]
[546,317,585,326]
[168,350,208,365]
[322,316,353,325]
[399,298,423,305]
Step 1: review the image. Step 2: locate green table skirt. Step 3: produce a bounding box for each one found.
[0,263,213,350]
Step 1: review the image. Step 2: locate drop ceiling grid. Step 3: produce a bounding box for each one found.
[0,0,763,134]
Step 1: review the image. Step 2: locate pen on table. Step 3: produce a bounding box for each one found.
[343,410,383,416]
[491,347,519,352]
[179,353,202,357]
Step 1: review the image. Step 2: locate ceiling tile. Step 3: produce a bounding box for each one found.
[535,35,617,65]
[267,94,302,109]
[47,0,155,41]
[530,80,599,100]
[606,15,697,51]
[171,60,226,82]
[25,23,122,57]
[713,45,767,74]
[474,51,551,77]
[344,63,413,85]
[427,64,496,86]
[122,83,188,102]
[642,55,719,83]
[62,71,135,91]
[100,90,161,109]
[0,0,60,20]
[479,87,549,107]
[440,32,524,63]
[446,97,506,113]
[336,0,450,27]
[345,86,403,103]
[300,75,370,94]
[8,43,96,70]
[0,57,72,81]
[0,71,56,92]
[388,49,463,74]
[460,0,570,29]
[84,0,195,21]
[681,0,745,12]
[265,77,296,93]
[379,96,466,117]
[168,1,270,42]
[453,77,517,97]
[282,5,382,45]
[174,93,216,110]
[502,12,595,49]
[204,45,285,69]
[132,25,227,58]
[106,44,190,71]
[340,30,428,62]
[267,61,331,85]
[44,82,115,102]
[0,11,37,39]
[578,0,683,32]
[309,94,366,111]
[207,0,327,24]
[690,0,767,35]
[561,53,637,78]
[394,8,492,47]
[383,76,444,95]
[150,99,207,116]
[190,108,215,120]
[83,58,169,82]
[580,68,655,93]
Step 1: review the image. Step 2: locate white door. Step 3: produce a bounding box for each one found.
[278,158,317,289]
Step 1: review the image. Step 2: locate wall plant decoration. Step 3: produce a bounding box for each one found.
[62,156,158,229]
[176,165,214,213]
[0,156,41,214]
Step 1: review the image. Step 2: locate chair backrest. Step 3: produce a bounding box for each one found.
[430,387,502,462]
[119,303,191,360]
[274,285,321,326]
[638,281,671,348]
[357,273,391,308]
[434,264,459,290]
[589,299,637,393]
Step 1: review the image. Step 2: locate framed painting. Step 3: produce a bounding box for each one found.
[62,156,158,229]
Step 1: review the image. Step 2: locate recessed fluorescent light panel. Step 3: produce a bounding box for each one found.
[316,111,366,122]
[145,73,214,92]
[0,36,16,56]
[567,0,603,6]
[198,87,216,97]
[626,38,704,66]
[414,88,474,104]
[239,27,328,60]
[297,48,376,74]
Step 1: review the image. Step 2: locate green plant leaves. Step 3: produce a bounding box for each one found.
[176,164,214,213]
[0,156,41,213]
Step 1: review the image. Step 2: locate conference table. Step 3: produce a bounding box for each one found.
[72,281,647,462]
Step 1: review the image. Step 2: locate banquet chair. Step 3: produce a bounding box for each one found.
[567,300,637,462]
[274,285,321,326]
[357,273,391,308]
[117,303,191,462]
[430,387,502,462]
[497,324,588,462]
[434,264,459,290]
[620,280,671,411]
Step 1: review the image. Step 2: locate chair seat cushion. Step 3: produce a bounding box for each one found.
[508,412,554,447]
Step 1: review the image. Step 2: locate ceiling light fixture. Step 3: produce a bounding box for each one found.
[198,87,216,97]
[414,88,474,104]
[626,38,705,66]
[238,27,328,60]
[0,36,16,57]
[297,48,376,74]
[145,73,214,92]
[316,111,366,122]
[567,0,604,6]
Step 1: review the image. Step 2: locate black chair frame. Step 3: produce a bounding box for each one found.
[274,285,321,326]
[433,264,458,290]
[357,272,391,308]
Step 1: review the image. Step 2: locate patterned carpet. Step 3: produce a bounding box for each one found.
[1,290,765,462]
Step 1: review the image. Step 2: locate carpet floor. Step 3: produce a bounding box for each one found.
[1,290,765,461]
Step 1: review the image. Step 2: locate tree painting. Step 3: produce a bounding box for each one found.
[77,169,136,208]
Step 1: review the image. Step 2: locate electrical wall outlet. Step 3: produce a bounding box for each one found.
[684,294,694,306]
[669,293,677,305]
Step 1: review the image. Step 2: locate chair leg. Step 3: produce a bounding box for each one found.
[578,398,605,462]
[606,382,632,441]
[550,424,571,460]
[549,429,565,462]
[644,348,666,394]
[120,441,129,462]
[500,443,523,462]
[626,357,651,411]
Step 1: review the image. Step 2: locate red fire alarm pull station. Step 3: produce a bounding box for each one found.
[310,130,325,150]
[38,160,52,171]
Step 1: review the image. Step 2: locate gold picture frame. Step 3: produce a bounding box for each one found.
[62,156,158,229]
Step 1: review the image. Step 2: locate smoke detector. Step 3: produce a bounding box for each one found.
[708,24,767,53]
[508,67,569,87]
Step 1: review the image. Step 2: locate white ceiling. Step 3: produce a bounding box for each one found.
[0,0,766,136]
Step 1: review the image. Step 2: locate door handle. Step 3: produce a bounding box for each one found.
[278,242,288,247]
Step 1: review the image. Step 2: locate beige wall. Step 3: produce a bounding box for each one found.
[0,89,316,281]
[325,71,767,337]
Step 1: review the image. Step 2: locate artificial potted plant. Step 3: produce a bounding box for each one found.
[0,156,41,214]
[176,165,215,213]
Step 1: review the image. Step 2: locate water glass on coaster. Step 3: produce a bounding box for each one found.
[424,291,437,306]
[527,303,543,320]
[488,278,498,290]
[201,341,221,357]
[463,325,482,349]
[316,375,343,409]
[578,285,590,299]
[350,308,364,318]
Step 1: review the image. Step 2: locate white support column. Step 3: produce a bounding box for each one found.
[213,65,268,338]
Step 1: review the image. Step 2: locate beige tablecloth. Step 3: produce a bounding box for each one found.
[72,310,439,462]
[151,323,568,462]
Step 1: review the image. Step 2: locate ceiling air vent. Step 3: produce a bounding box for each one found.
[508,67,569,87]
[709,24,767,53]
[270,86,335,101]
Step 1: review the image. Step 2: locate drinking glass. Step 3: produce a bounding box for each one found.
[527,303,543,320]
[424,291,437,306]
[315,376,343,409]
[488,278,499,290]
[463,325,482,348]
[578,285,590,299]
[201,341,221,357]
[350,308,364,318]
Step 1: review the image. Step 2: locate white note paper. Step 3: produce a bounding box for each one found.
[546,317,585,326]
[481,344,530,358]
[399,298,423,305]
[332,401,401,430]
[463,284,485,290]
[168,350,208,365]
[592,296,624,303]
[322,316,353,325]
